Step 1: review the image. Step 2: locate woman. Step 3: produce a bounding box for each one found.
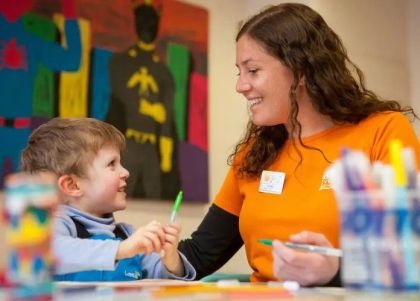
[179,3,419,286]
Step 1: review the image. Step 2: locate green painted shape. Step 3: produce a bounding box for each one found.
[22,14,56,117]
[167,43,190,141]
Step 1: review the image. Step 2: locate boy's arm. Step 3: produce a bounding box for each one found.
[161,223,184,275]
[128,222,196,280]
[141,222,196,280]
[53,215,120,274]
[140,252,196,280]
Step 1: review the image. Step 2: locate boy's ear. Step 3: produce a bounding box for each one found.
[57,174,82,197]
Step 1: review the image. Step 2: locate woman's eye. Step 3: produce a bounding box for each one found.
[249,69,258,74]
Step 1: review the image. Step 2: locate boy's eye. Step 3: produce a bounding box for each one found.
[108,160,116,167]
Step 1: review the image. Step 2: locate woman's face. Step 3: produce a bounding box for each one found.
[236,34,293,126]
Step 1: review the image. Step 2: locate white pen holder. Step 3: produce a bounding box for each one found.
[335,189,420,291]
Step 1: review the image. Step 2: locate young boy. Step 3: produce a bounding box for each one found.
[20,117,196,281]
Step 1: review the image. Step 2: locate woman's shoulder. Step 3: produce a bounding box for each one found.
[361,111,411,126]
[354,111,414,134]
[360,111,419,163]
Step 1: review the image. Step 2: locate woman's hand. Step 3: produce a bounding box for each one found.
[272,231,339,286]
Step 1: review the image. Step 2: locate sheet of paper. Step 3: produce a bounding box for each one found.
[55,279,201,288]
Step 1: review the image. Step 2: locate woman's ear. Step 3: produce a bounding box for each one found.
[298,75,306,86]
[57,174,82,197]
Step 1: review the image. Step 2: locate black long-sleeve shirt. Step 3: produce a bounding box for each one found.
[178,204,243,279]
[178,204,341,286]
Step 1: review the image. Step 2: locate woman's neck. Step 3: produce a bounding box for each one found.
[286,92,335,138]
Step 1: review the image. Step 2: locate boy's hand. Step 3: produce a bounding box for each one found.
[161,222,184,276]
[116,220,165,260]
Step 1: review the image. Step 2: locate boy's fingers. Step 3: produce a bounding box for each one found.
[163,226,179,236]
[164,223,182,234]
[168,222,181,231]
[138,237,153,254]
[143,232,162,251]
[148,225,166,243]
[164,233,177,244]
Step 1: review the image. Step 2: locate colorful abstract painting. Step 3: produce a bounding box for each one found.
[0,0,208,202]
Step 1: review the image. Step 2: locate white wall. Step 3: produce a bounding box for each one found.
[314,0,409,103]
[408,0,420,135]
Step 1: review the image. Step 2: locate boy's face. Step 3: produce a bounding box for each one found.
[76,144,129,217]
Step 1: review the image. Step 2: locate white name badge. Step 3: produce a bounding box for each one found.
[259,170,285,194]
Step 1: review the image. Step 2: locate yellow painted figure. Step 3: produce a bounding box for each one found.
[107,3,175,198]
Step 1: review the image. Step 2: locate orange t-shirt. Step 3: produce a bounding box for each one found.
[214,112,420,282]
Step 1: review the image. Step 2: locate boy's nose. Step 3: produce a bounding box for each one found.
[121,166,130,179]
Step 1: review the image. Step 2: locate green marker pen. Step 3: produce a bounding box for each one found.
[258,239,273,246]
[170,190,183,222]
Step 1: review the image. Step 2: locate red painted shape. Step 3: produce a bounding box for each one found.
[14,118,31,128]
[188,72,208,151]
[1,39,28,70]
[0,0,34,22]
[60,0,76,19]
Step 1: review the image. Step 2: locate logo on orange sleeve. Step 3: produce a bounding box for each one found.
[319,175,332,190]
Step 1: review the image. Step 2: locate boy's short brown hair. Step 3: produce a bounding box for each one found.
[21,118,125,177]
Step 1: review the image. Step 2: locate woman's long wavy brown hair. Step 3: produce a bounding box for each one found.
[229,3,416,178]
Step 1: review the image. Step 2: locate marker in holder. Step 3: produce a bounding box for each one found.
[329,143,420,291]
[3,172,58,299]
[338,189,420,291]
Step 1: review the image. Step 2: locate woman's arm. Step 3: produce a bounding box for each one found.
[178,204,244,279]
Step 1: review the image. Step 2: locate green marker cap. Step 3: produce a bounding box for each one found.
[172,190,183,213]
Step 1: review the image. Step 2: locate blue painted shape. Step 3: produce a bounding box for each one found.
[0,15,81,182]
[91,48,113,120]
[10,250,19,272]
[33,255,45,275]
[0,127,31,171]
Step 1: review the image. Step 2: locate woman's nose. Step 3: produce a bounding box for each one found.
[236,76,251,94]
